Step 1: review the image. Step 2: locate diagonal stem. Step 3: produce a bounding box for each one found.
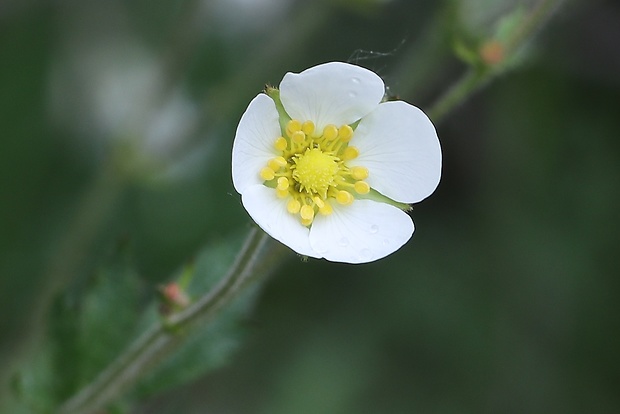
[58,227,285,414]
[427,0,565,124]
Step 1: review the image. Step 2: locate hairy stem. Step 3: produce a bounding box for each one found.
[58,228,285,414]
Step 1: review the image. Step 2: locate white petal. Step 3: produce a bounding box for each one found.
[279,62,384,132]
[349,101,442,203]
[232,94,281,194]
[241,185,319,258]
[308,199,414,264]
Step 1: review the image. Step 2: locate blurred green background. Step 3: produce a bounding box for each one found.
[1,0,619,413]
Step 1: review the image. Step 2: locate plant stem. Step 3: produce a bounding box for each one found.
[427,0,564,124]
[57,227,285,414]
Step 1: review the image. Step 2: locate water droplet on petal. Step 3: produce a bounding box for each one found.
[348,91,357,98]
[361,248,372,258]
[313,242,329,254]
[382,238,390,246]
[369,224,379,234]
[351,77,360,84]
[338,237,349,247]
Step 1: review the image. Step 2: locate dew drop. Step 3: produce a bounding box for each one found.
[382,238,390,246]
[338,237,350,247]
[369,224,379,234]
[314,243,329,254]
[361,248,372,258]
[348,91,357,98]
[351,77,360,84]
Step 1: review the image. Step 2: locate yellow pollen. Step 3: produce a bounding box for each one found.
[277,177,289,191]
[260,118,372,227]
[336,190,354,205]
[302,120,315,136]
[293,148,339,196]
[350,166,368,180]
[300,204,315,221]
[319,201,333,215]
[338,125,354,142]
[268,156,287,171]
[341,146,359,161]
[313,196,325,209]
[286,198,301,214]
[323,124,338,141]
[260,167,275,181]
[274,137,287,151]
[286,119,302,137]
[291,130,305,144]
[287,199,301,214]
[354,181,370,194]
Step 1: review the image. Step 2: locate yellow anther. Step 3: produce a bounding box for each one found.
[276,188,289,199]
[319,201,333,216]
[286,119,302,137]
[302,120,315,136]
[291,130,306,144]
[336,190,354,205]
[287,198,301,214]
[350,166,369,180]
[323,124,338,140]
[313,196,325,209]
[301,217,313,227]
[354,181,370,195]
[341,146,359,161]
[274,137,287,151]
[338,125,354,142]
[300,205,315,221]
[268,156,287,171]
[260,167,275,181]
[277,177,289,191]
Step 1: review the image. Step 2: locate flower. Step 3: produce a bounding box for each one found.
[232,62,441,263]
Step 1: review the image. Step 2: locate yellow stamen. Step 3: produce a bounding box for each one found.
[274,137,287,151]
[302,120,315,136]
[341,146,359,161]
[287,198,301,214]
[350,166,369,180]
[300,205,315,221]
[261,118,373,226]
[277,177,289,191]
[313,196,325,209]
[354,181,370,195]
[286,119,302,137]
[338,125,354,142]
[323,124,338,141]
[291,130,305,144]
[260,167,275,181]
[336,190,354,205]
[268,156,287,171]
[319,201,333,215]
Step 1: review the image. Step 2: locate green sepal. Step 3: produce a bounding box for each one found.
[358,188,412,211]
[265,86,291,137]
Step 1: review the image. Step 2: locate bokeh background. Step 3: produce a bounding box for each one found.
[1,0,619,413]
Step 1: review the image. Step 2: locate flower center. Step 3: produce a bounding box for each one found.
[259,119,370,227]
[293,148,339,197]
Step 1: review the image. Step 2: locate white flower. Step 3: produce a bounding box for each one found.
[232,62,441,264]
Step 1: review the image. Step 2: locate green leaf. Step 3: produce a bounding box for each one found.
[10,250,146,413]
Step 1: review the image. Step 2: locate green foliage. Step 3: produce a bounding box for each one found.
[135,231,258,397]
[10,231,256,411]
